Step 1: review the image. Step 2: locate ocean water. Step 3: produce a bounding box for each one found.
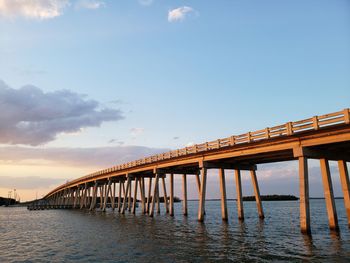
[0,200,349,262]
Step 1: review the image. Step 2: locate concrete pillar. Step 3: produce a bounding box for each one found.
[103,180,111,212]
[195,173,201,196]
[250,170,264,219]
[122,177,131,214]
[235,169,244,220]
[299,156,311,234]
[196,172,205,215]
[320,158,339,231]
[81,185,87,209]
[219,168,228,221]
[146,177,152,213]
[86,186,91,208]
[156,181,160,214]
[128,180,132,212]
[182,174,188,216]
[198,167,207,222]
[338,160,350,227]
[73,188,79,208]
[169,173,174,216]
[132,178,138,214]
[149,174,159,217]
[99,185,104,210]
[118,181,122,212]
[90,183,97,210]
[162,177,169,213]
[112,182,116,210]
[138,177,146,214]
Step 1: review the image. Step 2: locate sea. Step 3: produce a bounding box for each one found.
[0,199,349,262]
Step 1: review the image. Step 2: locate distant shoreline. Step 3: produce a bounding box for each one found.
[188,197,344,201]
[0,196,345,206]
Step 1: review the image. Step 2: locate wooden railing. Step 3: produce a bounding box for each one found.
[49,108,350,193]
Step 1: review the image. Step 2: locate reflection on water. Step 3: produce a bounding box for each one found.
[0,200,350,262]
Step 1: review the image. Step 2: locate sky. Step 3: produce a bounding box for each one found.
[0,0,349,201]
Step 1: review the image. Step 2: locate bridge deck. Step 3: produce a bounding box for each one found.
[46,109,350,194]
[42,108,350,235]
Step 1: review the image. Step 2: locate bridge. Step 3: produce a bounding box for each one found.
[42,109,350,235]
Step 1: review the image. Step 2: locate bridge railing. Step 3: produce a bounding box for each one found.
[47,108,350,195]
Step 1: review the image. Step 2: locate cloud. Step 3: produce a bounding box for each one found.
[130,127,145,136]
[168,6,196,22]
[0,0,70,20]
[13,67,47,76]
[0,175,63,190]
[0,145,168,167]
[0,80,124,146]
[75,0,105,10]
[138,0,153,6]
[108,139,124,145]
[186,142,194,147]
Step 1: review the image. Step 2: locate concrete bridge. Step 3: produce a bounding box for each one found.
[43,109,350,235]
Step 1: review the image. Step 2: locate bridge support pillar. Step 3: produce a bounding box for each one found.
[62,190,66,207]
[86,186,91,208]
[320,159,339,231]
[56,193,59,207]
[219,168,228,221]
[149,174,160,217]
[169,174,174,216]
[196,173,205,215]
[103,180,111,212]
[146,177,152,214]
[83,187,86,209]
[73,188,79,209]
[132,178,138,214]
[142,178,146,213]
[59,190,63,208]
[235,170,244,220]
[338,160,350,227]
[88,187,92,210]
[299,156,311,234]
[128,180,132,212]
[112,182,116,210]
[58,192,61,208]
[79,187,83,209]
[156,181,161,214]
[79,188,82,208]
[195,173,201,195]
[162,177,169,214]
[81,185,87,209]
[139,177,146,213]
[90,183,97,210]
[182,174,188,216]
[117,181,122,212]
[107,181,112,210]
[198,167,207,222]
[251,170,264,219]
[99,185,104,210]
[122,177,131,214]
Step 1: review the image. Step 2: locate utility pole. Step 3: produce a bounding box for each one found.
[8,191,12,206]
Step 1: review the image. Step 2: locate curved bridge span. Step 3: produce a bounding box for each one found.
[43,109,350,235]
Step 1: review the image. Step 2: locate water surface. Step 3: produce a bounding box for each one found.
[0,200,349,262]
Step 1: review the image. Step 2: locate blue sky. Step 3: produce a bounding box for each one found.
[0,0,349,200]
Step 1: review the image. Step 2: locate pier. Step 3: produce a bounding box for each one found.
[40,109,350,235]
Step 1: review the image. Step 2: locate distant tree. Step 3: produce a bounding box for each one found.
[0,197,19,206]
[242,195,298,201]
